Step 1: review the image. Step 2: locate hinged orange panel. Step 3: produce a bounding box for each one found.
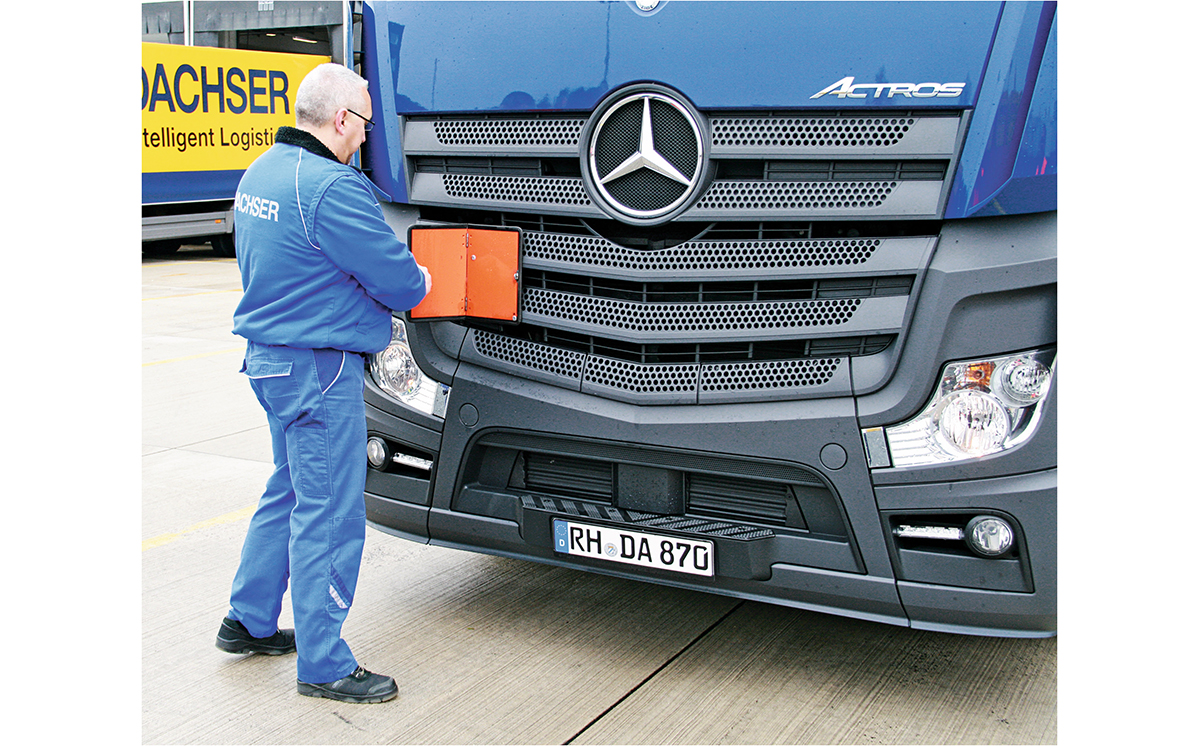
[408,227,467,318]
[408,225,521,324]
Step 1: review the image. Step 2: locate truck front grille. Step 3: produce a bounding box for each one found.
[403,109,960,403]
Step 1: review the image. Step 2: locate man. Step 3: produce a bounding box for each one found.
[214,63,431,704]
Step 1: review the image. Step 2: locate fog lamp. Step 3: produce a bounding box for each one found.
[964,515,1015,557]
[367,437,389,469]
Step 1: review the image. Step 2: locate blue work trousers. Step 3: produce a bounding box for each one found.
[228,341,368,684]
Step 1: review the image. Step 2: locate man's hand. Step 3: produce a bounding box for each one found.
[418,264,432,295]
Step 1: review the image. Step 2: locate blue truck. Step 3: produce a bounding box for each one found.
[351,0,1057,637]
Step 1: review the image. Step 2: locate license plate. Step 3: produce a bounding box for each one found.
[553,519,714,577]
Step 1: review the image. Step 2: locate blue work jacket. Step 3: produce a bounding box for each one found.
[232,127,426,354]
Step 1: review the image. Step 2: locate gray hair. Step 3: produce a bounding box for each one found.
[295,63,368,128]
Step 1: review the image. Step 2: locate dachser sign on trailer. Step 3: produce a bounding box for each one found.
[141,43,328,174]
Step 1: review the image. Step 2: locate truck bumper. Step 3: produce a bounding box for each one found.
[364,359,1056,638]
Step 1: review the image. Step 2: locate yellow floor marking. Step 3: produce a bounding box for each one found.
[143,504,257,552]
[143,288,242,300]
[143,347,243,367]
[143,258,238,268]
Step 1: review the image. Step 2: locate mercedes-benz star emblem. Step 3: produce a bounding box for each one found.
[584,87,706,225]
[600,97,692,190]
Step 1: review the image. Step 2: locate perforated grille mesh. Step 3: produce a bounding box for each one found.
[473,331,585,380]
[584,358,699,395]
[710,116,916,148]
[699,358,843,393]
[524,288,862,334]
[433,118,585,147]
[441,175,897,211]
[471,330,855,399]
[424,114,920,149]
[524,232,881,272]
[443,175,593,206]
[697,181,896,211]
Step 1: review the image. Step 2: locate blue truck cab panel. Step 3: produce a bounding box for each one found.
[356,1,1057,637]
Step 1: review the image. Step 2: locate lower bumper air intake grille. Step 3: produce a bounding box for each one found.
[520,494,775,541]
[513,450,840,536]
[452,433,863,576]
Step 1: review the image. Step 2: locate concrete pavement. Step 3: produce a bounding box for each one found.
[142,245,1056,744]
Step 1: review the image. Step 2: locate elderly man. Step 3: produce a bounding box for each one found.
[214,63,430,704]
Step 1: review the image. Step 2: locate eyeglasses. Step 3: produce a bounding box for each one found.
[346,108,375,131]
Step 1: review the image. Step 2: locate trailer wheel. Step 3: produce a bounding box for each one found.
[211,233,236,258]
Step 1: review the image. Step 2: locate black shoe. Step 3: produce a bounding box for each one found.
[297,666,398,704]
[215,616,296,656]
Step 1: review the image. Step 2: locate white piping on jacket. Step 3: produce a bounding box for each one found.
[296,150,321,251]
[321,351,346,395]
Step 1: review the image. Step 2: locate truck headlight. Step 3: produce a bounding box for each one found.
[868,349,1054,468]
[370,317,450,419]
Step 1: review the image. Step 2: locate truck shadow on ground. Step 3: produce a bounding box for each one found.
[357,547,1056,744]
[142,242,232,263]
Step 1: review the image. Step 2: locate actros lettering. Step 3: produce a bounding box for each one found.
[811,76,965,100]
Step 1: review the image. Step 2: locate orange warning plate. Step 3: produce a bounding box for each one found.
[408,225,521,323]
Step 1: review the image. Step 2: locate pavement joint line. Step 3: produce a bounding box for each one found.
[143,503,256,552]
[563,600,747,745]
[143,347,244,367]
